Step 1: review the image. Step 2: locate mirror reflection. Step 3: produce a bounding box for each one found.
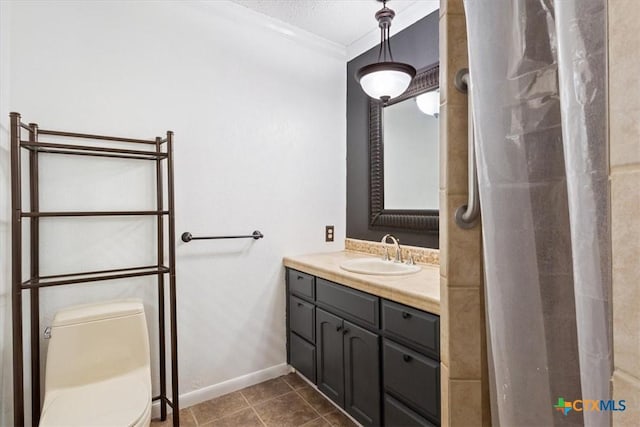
[383,88,440,210]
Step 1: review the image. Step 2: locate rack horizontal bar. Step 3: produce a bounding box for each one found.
[38,264,162,280]
[22,210,169,218]
[21,141,165,159]
[38,129,158,145]
[28,148,162,161]
[21,265,170,289]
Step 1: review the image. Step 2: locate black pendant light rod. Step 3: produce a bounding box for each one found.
[376,0,395,62]
[385,25,394,60]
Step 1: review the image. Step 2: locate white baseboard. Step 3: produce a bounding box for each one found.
[151,363,292,418]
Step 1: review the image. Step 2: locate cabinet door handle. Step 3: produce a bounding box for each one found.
[336,325,342,332]
[297,275,304,280]
[297,302,303,307]
[343,328,350,335]
[403,354,412,362]
[402,311,411,319]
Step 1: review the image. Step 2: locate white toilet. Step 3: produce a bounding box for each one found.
[40,299,152,427]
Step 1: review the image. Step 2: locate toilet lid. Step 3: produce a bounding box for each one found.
[40,370,151,427]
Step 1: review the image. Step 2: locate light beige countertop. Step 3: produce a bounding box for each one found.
[283,251,440,315]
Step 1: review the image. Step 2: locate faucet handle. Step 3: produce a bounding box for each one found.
[395,246,403,263]
[382,246,390,261]
[405,252,415,265]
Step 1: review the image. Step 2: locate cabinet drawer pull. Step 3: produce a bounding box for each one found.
[403,354,412,362]
[401,311,411,319]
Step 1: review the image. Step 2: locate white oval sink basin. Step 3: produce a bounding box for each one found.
[340,258,421,276]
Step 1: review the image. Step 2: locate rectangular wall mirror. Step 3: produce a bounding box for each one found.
[383,89,439,210]
[369,63,440,232]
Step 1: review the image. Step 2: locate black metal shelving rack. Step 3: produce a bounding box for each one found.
[10,112,180,426]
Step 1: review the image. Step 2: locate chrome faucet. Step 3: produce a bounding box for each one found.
[381,234,402,263]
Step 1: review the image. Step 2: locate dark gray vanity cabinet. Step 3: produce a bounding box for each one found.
[316,308,345,405]
[286,268,440,427]
[290,332,316,383]
[316,308,381,426]
[344,320,381,426]
[287,270,317,383]
[385,395,437,427]
[382,301,440,426]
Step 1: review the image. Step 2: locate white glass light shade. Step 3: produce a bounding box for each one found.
[359,69,413,100]
[416,90,440,117]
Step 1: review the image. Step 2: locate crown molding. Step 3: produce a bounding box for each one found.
[194,0,347,61]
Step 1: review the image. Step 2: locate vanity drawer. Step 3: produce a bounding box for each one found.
[382,300,439,358]
[383,340,440,422]
[384,394,436,427]
[290,295,315,343]
[290,332,316,383]
[288,269,315,301]
[316,278,379,329]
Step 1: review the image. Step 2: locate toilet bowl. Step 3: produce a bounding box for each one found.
[40,299,152,427]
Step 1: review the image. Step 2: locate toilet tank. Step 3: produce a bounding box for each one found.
[44,299,151,390]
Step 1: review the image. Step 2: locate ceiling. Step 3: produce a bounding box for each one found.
[229,0,437,48]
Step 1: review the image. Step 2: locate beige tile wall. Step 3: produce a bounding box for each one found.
[439,1,490,425]
[609,1,640,424]
[439,1,640,425]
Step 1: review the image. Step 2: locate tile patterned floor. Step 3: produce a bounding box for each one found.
[151,373,358,427]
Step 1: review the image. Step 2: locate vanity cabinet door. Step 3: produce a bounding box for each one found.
[290,332,316,383]
[316,308,345,407]
[316,278,379,329]
[288,269,315,301]
[344,321,381,427]
[382,300,439,359]
[290,295,315,343]
[384,339,440,423]
[384,394,436,427]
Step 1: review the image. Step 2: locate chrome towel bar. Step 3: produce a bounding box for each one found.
[181,230,264,242]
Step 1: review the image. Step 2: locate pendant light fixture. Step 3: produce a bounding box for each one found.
[356,0,416,103]
[416,90,440,117]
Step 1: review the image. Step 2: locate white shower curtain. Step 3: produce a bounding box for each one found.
[463,0,611,426]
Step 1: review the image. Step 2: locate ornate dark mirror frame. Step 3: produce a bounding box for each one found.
[369,63,440,232]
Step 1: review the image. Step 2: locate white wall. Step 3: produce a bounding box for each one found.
[0,1,346,424]
[1,1,13,426]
